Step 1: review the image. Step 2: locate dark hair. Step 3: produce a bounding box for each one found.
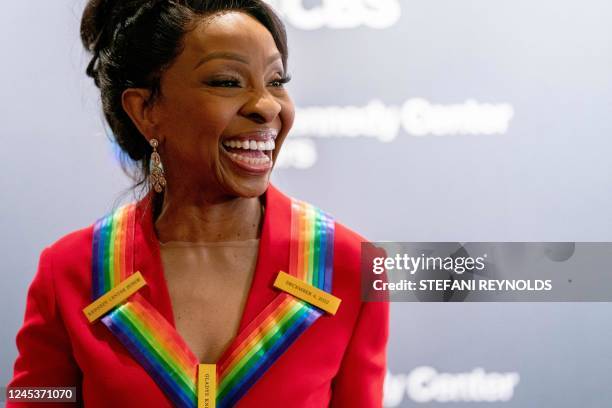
[80,0,288,193]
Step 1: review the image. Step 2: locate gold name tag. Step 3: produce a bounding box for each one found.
[273,271,341,315]
[82,272,147,323]
[198,364,216,408]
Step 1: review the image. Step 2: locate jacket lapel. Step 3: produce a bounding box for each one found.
[97,184,329,408]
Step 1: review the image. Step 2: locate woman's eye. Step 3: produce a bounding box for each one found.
[269,75,292,88]
[206,74,291,88]
[207,79,241,88]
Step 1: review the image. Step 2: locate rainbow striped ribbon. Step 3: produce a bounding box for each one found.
[92,203,136,299]
[91,197,335,407]
[216,199,334,407]
[92,203,199,406]
[288,199,335,291]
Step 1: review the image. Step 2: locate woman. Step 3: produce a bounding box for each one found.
[8,1,388,407]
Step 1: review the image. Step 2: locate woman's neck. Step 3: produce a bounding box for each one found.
[153,187,264,243]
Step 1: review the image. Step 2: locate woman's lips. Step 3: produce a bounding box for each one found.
[220,139,274,174]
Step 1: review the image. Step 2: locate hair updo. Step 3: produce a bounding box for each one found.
[80,0,288,191]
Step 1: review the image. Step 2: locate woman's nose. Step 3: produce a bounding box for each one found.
[240,89,282,124]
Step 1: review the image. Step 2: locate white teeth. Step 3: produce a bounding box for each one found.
[223,139,276,151]
[229,153,271,165]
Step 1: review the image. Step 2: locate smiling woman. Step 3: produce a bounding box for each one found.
[120,10,294,199]
[7,1,388,407]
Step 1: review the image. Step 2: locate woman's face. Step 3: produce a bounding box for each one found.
[150,11,294,200]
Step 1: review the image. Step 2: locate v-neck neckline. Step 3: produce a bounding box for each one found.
[131,184,292,365]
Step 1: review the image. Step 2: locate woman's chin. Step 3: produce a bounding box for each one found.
[224,174,271,199]
[219,148,274,197]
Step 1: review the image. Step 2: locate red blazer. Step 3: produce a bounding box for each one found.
[8,184,388,407]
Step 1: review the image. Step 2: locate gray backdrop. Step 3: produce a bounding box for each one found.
[1,0,611,406]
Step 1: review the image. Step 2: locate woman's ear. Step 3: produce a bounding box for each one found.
[121,88,159,142]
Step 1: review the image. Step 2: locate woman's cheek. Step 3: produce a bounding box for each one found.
[199,102,237,130]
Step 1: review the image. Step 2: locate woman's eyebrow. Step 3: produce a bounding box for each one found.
[193,51,282,70]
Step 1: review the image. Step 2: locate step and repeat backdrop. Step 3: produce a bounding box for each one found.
[2,0,612,406]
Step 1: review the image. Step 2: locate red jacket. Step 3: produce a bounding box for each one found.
[8,184,388,407]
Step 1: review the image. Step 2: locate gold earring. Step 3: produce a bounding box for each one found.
[149,138,166,193]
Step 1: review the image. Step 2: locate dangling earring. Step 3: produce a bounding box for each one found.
[149,138,166,193]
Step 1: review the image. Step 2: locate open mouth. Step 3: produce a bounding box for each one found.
[220,137,276,173]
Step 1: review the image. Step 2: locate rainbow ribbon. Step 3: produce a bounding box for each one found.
[92,203,136,299]
[216,200,334,407]
[91,198,335,407]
